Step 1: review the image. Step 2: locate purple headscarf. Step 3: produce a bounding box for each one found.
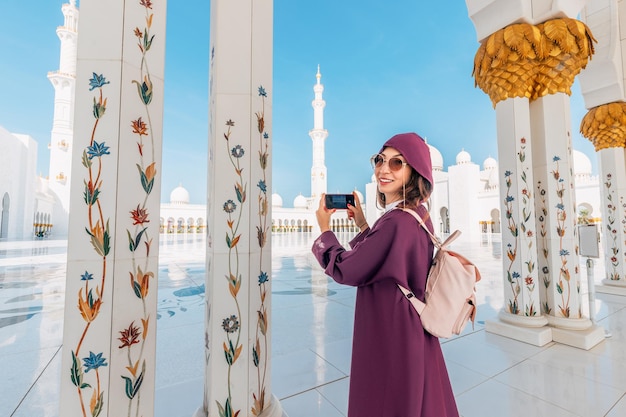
[379,132,433,186]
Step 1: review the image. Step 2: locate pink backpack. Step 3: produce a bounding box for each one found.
[398,208,481,338]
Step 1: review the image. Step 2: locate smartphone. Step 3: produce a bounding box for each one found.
[325,194,355,210]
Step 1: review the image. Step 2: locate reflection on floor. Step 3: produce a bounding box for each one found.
[2,233,626,417]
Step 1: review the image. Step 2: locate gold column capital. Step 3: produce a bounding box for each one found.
[473,18,596,107]
[580,102,626,151]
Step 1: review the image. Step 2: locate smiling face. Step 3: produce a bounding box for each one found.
[374,147,411,204]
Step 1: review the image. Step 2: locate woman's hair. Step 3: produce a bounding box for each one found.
[376,165,432,210]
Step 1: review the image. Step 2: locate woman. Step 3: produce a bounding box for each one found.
[312,132,459,417]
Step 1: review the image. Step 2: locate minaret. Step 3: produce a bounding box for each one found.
[47,0,79,237]
[309,65,328,201]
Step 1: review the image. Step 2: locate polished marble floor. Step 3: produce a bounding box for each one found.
[2,232,626,417]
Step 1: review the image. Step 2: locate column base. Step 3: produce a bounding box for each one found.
[597,280,626,296]
[551,325,607,350]
[193,395,287,417]
[485,311,607,350]
[486,315,552,347]
[497,310,549,328]
[546,315,592,331]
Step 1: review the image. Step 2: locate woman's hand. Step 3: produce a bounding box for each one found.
[347,191,368,232]
[316,193,334,233]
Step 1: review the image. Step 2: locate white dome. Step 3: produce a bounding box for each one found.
[573,150,592,176]
[272,193,283,207]
[456,149,471,165]
[293,194,308,208]
[483,156,497,170]
[170,184,190,205]
[428,144,443,171]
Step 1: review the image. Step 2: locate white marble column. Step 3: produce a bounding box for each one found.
[492,98,548,333]
[59,1,166,416]
[197,0,283,416]
[578,0,626,293]
[597,148,626,287]
[468,0,604,349]
[530,93,591,330]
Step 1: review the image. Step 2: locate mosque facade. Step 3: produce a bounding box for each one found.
[0,127,55,240]
[0,0,602,244]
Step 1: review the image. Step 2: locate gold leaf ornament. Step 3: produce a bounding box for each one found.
[473,17,596,106]
[580,102,626,151]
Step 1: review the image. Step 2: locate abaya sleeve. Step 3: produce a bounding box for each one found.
[312,210,427,288]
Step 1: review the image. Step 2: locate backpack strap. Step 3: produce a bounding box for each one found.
[397,284,426,315]
[399,208,462,250]
[396,207,434,316]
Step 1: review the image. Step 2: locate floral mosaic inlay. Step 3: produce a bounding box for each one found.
[503,137,536,316]
[518,141,536,316]
[118,1,158,414]
[252,86,270,416]
[217,85,272,417]
[218,118,246,417]
[551,156,573,317]
[504,168,519,315]
[70,71,112,417]
[536,181,551,315]
[604,173,620,280]
[67,2,159,416]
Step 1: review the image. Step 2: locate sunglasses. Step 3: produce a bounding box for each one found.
[370,154,407,171]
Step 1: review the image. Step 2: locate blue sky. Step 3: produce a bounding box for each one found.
[0,1,598,206]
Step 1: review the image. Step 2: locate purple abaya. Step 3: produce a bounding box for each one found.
[312,206,459,417]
